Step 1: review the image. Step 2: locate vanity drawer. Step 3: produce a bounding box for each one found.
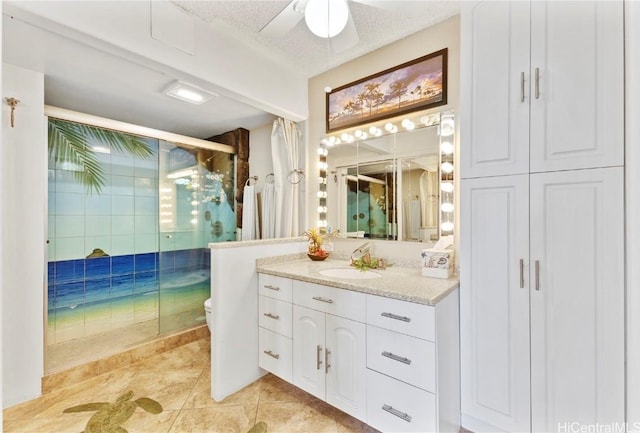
[259,327,292,383]
[366,294,435,341]
[366,368,436,433]
[258,274,293,302]
[366,325,436,393]
[259,295,292,338]
[293,280,365,322]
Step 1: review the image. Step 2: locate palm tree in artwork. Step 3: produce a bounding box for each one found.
[343,100,356,117]
[363,83,383,116]
[49,118,154,194]
[388,80,408,108]
[414,85,423,100]
[356,93,367,118]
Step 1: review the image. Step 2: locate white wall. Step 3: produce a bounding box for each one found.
[626,0,640,424]
[2,63,46,408]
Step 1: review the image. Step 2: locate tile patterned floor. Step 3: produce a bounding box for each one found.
[4,337,380,433]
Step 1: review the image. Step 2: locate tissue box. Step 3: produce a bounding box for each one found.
[421,248,455,278]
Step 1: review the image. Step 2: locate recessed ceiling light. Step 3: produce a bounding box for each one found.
[163,80,218,105]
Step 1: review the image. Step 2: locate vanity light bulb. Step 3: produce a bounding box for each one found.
[354,129,363,139]
[190,218,198,225]
[405,122,415,131]
[191,200,198,206]
[385,122,394,132]
[317,147,325,155]
[440,141,454,155]
[318,177,326,184]
[328,136,337,146]
[335,138,342,145]
[440,117,455,136]
[441,203,454,213]
[374,128,382,137]
[390,125,398,134]
[441,182,454,193]
[441,222,454,232]
[369,126,378,134]
[317,191,327,198]
[420,115,431,126]
[441,162,454,174]
[341,132,349,141]
[360,132,368,140]
[401,119,411,128]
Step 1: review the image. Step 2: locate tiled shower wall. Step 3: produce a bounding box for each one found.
[47,133,162,344]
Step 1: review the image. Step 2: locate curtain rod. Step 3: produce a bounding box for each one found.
[44,105,236,155]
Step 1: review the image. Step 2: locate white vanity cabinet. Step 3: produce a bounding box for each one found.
[257,271,460,432]
[292,281,367,421]
[365,292,459,433]
[461,0,624,178]
[258,274,293,382]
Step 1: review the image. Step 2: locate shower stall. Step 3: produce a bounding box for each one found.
[46,116,235,372]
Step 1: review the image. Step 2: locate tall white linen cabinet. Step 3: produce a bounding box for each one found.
[460,1,625,432]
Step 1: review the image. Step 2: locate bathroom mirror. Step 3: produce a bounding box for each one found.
[325,114,452,243]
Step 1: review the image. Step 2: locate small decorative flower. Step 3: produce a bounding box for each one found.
[304,228,327,257]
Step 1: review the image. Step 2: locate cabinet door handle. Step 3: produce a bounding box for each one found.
[520,71,525,102]
[264,284,280,291]
[519,259,524,288]
[382,351,412,365]
[316,345,323,370]
[312,296,333,304]
[535,260,540,291]
[381,312,411,322]
[263,350,280,360]
[263,313,279,320]
[535,67,540,99]
[325,348,331,373]
[382,404,412,423]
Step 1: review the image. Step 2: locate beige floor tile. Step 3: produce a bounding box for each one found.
[183,369,261,409]
[125,367,204,411]
[168,405,258,433]
[257,374,317,405]
[255,400,339,433]
[3,415,88,433]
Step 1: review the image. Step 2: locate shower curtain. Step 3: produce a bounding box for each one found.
[261,178,276,239]
[271,118,303,238]
[420,170,438,228]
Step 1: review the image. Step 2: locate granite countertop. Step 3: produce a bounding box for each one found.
[256,256,459,306]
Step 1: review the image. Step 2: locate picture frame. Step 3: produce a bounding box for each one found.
[326,48,448,133]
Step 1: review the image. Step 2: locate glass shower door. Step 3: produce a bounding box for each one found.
[157,140,235,334]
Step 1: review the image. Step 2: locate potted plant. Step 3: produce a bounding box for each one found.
[303,228,329,261]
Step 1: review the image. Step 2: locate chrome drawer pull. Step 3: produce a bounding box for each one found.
[312,296,334,304]
[263,313,280,320]
[381,312,411,322]
[317,345,323,370]
[263,350,280,360]
[382,404,412,423]
[264,284,280,291]
[382,351,412,365]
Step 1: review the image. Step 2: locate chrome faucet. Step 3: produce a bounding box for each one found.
[351,242,372,261]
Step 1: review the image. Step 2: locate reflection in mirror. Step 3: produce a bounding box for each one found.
[324,114,452,243]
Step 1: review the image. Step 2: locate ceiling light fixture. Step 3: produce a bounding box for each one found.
[305,0,349,38]
[163,80,218,105]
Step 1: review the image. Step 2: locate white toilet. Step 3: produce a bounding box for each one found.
[204,298,213,332]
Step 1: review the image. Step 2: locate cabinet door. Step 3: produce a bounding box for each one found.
[325,315,366,422]
[530,1,623,172]
[460,175,530,432]
[292,305,325,400]
[530,168,624,430]
[461,0,530,178]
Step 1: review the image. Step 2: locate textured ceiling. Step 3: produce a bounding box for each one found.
[173,0,461,77]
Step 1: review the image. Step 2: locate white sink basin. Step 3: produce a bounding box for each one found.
[318,268,382,280]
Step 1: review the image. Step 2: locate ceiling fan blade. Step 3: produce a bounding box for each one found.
[331,12,359,53]
[351,0,430,14]
[259,1,305,38]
